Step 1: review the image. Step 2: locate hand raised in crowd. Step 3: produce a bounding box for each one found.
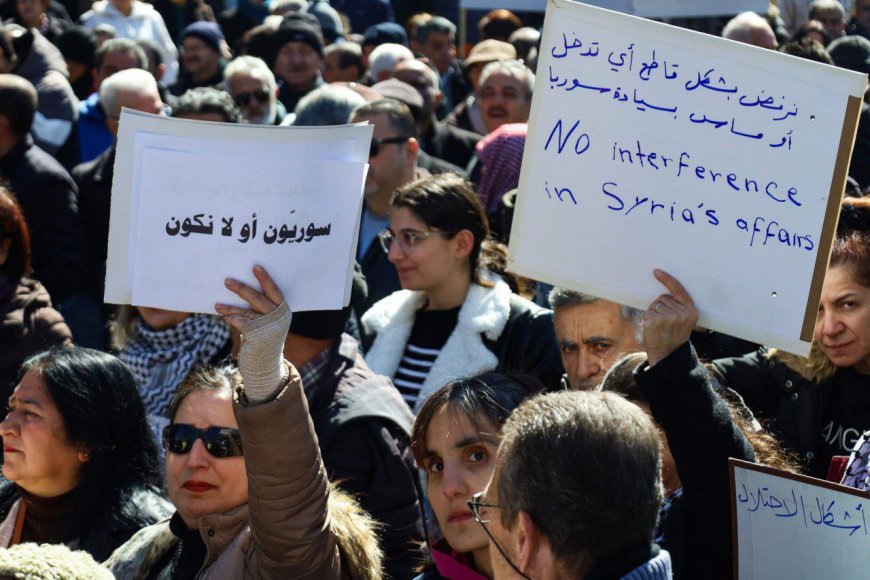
[643,269,699,367]
[216,265,291,402]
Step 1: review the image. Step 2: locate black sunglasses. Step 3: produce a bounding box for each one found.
[162,423,243,458]
[369,136,411,157]
[233,89,270,107]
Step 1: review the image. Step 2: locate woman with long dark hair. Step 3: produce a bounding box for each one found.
[0,347,171,560]
[362,173,562,409]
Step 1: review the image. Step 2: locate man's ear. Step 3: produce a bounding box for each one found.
[404,137,419,165]
[516,510,540,572]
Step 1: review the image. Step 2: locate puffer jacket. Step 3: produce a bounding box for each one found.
[105,367,384,579]
[0,276,71,401]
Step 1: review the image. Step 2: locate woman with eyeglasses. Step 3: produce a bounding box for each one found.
[410,373,545,579]
[0,346,171,560]
[106,266,383,579]
[361,172,562,409]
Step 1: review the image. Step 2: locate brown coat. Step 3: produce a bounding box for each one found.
[105,367,382,579]
[0,277,71,400]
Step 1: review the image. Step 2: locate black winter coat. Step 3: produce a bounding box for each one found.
[0,480,172,562]
[637,342,755,580]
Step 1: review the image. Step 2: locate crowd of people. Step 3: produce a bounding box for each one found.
[0,0,869,578]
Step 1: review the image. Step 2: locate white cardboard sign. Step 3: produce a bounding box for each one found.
[508,0,866,355]
[106,111,373,312]
[731,460,870,579]
[459,0,768,18]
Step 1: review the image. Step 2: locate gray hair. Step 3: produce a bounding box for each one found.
[722,11,774,43]
[95,37,147,70]
[809,0,845,19]
[479,59,535,98]
[417,16,456,42]
[496,390,663,574]
[548,287,644,342]
[100,68,159,118]
[224,55,277,93]
[367,42,414,81]
[293,84,366,126]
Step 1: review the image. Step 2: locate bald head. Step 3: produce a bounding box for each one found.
[100,68,163,136]
[0,74,37,138]
[722,12,777,49]
[394,58,441,120]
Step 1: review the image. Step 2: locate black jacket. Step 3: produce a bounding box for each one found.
[0,136,88,305]
[713,347,848,477]
[72,143,114,301]
[637,342,755,580]
[0,480,172,562]
[307,333,424,580]
[420,120,481,169]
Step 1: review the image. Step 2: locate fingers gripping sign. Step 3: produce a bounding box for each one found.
[215,264,287,331]
[643,269,699,367]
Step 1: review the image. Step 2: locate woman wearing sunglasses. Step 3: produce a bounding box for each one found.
[107,266,383,579]
[362,173,562,409]
[410,373,544,579]
[0,347,171,560]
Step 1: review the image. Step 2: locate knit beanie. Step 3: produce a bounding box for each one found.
[289,263,368,340]
[180,21,225,53]
[278,13,325,56]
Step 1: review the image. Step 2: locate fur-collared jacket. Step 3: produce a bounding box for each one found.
[713,345,841,476]
[361,273,563,409]
[105,370,384,580]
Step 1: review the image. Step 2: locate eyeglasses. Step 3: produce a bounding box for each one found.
[233,89,270,107]
[377,228,454,254]
[162,424,243,458]
[468,492,532,580]
[369,136,411,157]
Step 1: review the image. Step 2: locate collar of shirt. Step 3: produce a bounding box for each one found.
[298,344,333,399]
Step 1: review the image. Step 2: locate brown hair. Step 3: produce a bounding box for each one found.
[0,184,32,279]
[830,229,870,288]
[168,364,242,421]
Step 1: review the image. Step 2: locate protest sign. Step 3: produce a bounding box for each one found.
[507,0,866,355]
[730,459,870,579]
[459,0,767,17]
[106,111,373,312]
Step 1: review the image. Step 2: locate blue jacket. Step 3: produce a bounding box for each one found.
[78,93,114,164]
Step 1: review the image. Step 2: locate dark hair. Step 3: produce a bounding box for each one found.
[411,373,544,465]
[0,27,16,65]
[497,391,662,574]
[95,38,147,70]
[0,74,36,136]
[168,364,241,421]
[20,347,162,538]
[0,185,31,279]
[392,172,512,288]
[830,229,870,287]
[173,87,243,123]
[601,352,803,473]
[351,98,418,139]
[780,36,833,64]
[324,42,363,72]
[479,9,522,42]
[136,38,164,68]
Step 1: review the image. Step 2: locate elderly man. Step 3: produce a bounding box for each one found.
[447,39,516,134]
[78,38,147,163]
[480,390,671,579]
[394,58,480,168]
[479,59,534,135]
[224,55,284,125]
[273,13,325,112]
[722,12,778,49]
[0,75,88,317]
[348,98,421,315]
[73,68,164,347]
[323,42,363,83]
[170,22,228,96]
[548,288,643,390]
[810,0,848,40]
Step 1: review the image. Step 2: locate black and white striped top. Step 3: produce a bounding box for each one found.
[394,306,461,408]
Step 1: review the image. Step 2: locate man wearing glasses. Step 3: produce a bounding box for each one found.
[472,390,672,579]
[349,98,421,315]
[224,55,284,125]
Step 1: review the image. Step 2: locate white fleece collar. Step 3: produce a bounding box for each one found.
[362,272,512,410]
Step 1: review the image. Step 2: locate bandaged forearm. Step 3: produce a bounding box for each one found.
[238,300,291,403]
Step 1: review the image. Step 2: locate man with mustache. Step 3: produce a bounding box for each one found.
[478,59,534,135]
[170,22,227,97]
[273,13,324,113]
